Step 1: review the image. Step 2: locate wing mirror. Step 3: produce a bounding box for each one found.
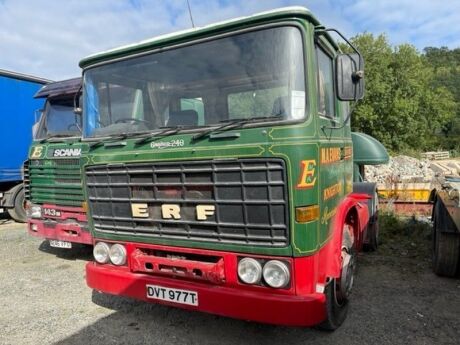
[336,53,364,101]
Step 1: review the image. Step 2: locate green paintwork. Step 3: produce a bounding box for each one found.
[352,132,389,165]
[27,141,89,207]
[79,7,324,69]
[80,7,358,257]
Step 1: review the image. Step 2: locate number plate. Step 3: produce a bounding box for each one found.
[146,284,198,306]
[49,240,72,249]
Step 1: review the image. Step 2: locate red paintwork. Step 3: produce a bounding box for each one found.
[87,241,326,326]
[27,204,91,245]
[131,249,226,284]
[316,193,370,285]
[86,193,371,326]
[41,203,87,222]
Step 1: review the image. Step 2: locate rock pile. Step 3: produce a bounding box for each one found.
[364,155,435,184]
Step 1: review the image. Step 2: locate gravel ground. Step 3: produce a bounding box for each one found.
[0,218,459,345]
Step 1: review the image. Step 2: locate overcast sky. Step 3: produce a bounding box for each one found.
[1,0,459,80]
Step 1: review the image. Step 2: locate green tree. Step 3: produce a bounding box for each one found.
[424,47,460,152]
[349,33,457,152]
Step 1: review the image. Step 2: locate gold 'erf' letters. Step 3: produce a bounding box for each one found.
[131,203,149,218]
[131,203,215,221]
[161,204,181,219]
[196,205,215,220]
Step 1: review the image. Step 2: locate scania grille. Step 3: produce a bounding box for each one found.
[25,159,83,206]
[86,159,289,247]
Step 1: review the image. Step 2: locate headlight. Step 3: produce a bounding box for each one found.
[93,242,110,264]
[263,260,290,288]
[109,244,127,266]
[26,204,42,219]
[238,258,262,284]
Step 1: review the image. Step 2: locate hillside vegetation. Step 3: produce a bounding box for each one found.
[349,34,459,154]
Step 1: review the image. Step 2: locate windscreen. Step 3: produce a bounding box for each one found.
[83,26,306,138]
[35,98,81,139]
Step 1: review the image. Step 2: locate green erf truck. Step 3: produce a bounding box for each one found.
[81,7,387,329]
[25,78,92,249]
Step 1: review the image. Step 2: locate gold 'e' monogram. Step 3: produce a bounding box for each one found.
[296,159,316,189]
[31,146,43,159]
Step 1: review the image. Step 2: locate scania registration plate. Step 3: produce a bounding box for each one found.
[146,285,198,306]
[49,240,72,249]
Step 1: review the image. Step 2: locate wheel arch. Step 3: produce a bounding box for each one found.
[318,193,370,281]
[2,183,24,208]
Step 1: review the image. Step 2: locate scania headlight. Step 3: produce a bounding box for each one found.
[238,258,262,284]
[26,204,42,219]
[109,244,127,266]
[263,260,290,288]
[93,242,110,264]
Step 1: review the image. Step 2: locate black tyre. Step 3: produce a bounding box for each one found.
[7,188,26,223]
[433,200,460,277]
[317,279,349,331]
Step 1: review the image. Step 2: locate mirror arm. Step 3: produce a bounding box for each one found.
[316,26,364,130]
[73,83,83,115]
[315,26,363,72]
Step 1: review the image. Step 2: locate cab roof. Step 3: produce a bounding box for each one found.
[79,6,322,69]
[34,77,82,99]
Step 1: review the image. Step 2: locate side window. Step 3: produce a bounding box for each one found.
[316,47,335,118]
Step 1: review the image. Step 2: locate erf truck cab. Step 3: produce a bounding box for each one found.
[81,7,384,329]
[25,78,92,249]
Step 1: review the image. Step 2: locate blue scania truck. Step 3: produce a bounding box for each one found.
[0,69,51,222]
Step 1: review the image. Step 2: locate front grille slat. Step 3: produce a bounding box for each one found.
[24,159,83,206]
[86,159,289,247]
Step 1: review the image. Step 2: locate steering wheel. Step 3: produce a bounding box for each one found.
[115,118,151,125]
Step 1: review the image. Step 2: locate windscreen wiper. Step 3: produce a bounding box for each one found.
[39,134,74,143]
[134,125,200,145]
[192,115,283,141]
[89,129,173,148]
[89,133,131,148]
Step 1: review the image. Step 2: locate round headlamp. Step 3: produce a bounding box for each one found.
[262,260,290,288]
[93,242,110,264]
[109,244,127,266]
[237,257,262,285]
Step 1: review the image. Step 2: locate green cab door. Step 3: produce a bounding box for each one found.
[315,43,347,245]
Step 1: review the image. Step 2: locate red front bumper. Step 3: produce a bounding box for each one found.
[27,204,91,245]
[86,243,327,327]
